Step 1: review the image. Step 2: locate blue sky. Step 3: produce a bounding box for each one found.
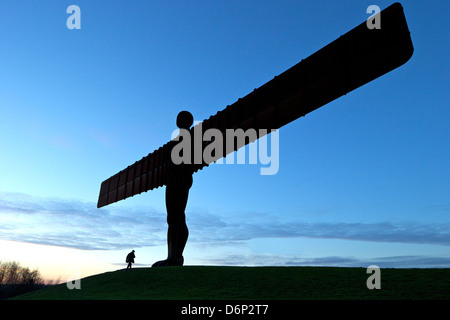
[1,0,449,280]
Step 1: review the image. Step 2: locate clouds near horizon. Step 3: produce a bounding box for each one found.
[1,191,449,253]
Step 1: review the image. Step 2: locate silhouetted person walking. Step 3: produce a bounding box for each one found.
[126,250,135,271]
[152,111,194,267]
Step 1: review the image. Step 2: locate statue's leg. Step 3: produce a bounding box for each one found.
[167,186,189,264]
[152,183,190,267]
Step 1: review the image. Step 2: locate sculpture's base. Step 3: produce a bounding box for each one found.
[152,256,184,267]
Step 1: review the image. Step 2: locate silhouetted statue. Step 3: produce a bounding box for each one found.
[97,3,414,268]
[126,250,135,271]
[152,111,194,267]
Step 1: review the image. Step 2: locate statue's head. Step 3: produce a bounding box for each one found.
[176,111,193,129]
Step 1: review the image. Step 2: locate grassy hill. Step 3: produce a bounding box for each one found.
[11,266,450,300]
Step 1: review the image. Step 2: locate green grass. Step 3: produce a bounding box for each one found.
[11,266,450,300]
